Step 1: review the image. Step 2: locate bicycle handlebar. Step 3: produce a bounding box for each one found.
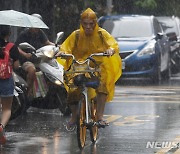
[58,52,110,60]
[57,52,111,68]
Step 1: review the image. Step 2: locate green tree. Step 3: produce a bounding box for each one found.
[2,0,180,41]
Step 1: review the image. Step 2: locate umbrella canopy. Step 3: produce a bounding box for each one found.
[0,10,49,29]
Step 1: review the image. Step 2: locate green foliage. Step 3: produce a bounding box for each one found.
[135,0,157,9]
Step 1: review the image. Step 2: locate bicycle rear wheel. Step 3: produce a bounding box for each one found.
[77,96,87,149]
[90,99,98,143]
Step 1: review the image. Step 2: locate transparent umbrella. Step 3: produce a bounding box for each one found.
[0,10,49,29]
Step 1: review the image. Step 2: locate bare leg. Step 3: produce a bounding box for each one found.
[26,66,36,96]
[65,104,78,131]
[0,97,13,127]
[96,92,107,121]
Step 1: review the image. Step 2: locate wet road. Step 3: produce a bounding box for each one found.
[2,74,180,154]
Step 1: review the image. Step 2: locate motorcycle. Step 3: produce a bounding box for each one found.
[10,71,28,120]
[16,32,70,116]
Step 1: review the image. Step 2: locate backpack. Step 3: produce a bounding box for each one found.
[0,43,14,79]
[74,30,107,49]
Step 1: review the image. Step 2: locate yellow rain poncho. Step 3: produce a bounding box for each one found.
[57,8,122,102]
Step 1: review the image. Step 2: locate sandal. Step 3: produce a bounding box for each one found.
[97,120,109,128]
[63,121,76,131]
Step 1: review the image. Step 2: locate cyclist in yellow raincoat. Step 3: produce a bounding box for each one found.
[57,8,122,127]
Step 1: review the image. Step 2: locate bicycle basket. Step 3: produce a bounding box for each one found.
[73,74,100,89]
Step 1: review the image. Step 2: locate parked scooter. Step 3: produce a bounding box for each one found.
[10,71,28,120]
[17,32,70,115]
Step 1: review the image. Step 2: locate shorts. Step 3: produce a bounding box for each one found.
[0,76,14,97]
[96,81,108,95]
[22,61,35,71]
[67,81,108,105]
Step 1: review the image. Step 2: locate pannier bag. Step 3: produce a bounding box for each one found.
[33,71,48,98]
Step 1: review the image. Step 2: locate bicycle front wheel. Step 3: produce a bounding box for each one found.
[90,99,98,143]
[77,96,87,149]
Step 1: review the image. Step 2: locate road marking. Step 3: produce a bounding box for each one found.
[114,86,180,104]
[113,115,159,126]
[174,148,180,154]
[104,115,159,126]
[104,115,122,123]
[111,99,180,104]
[114,94,180,98]
[115,86,180,90]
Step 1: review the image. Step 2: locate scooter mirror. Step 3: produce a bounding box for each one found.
[55,32,64,46]
[19,42,36,51]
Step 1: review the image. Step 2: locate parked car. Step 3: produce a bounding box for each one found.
[98,15,171,82]
[157,16,180,74]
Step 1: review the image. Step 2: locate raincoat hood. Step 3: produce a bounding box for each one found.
[80,8,97,21]
[80,8,99,37]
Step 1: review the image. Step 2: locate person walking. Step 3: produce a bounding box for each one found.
[0,25,20,144]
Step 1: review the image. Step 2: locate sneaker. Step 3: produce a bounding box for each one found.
[0,125,6,145]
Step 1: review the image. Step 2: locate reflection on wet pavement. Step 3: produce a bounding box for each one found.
[1,75,180,153]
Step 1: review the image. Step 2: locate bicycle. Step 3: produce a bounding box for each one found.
[59,52,109,149]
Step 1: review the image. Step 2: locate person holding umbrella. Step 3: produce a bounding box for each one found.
[15,13,54,99]
[0,25,20,144]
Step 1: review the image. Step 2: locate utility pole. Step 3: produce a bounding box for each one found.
[107,0,113,15]
[10,0,23,42]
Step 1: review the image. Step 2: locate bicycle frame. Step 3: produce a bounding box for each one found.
[80,82,96,128]
[83,87,90,125]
